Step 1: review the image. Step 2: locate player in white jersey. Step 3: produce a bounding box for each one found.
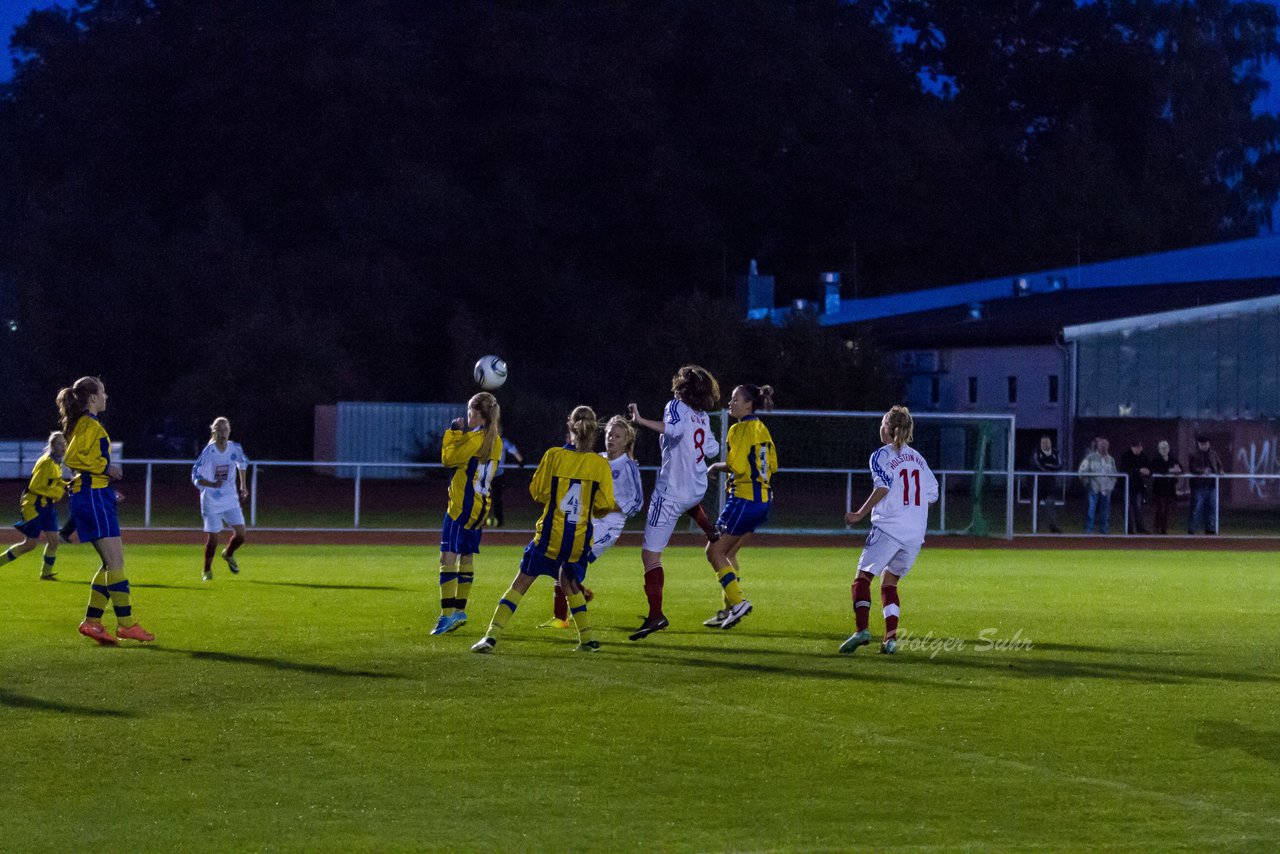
[191,417,250,581]
[626,364,721,640]
[541,415,645,629]
[839,406,938,655]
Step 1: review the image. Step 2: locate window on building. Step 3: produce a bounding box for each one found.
[930,377,940,405]
[1048,374,1059,404]
[968,377,978,404]
[1008,375,1018,404]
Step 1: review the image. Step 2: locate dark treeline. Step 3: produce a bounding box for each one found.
[0,0,1276,455]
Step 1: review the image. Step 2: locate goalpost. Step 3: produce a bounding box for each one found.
[704,410,1016,538]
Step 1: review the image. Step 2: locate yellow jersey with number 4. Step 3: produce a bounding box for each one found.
[725,417,778,503]
[529,446,617,564]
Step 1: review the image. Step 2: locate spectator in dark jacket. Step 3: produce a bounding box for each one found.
[1030,435,1063,533]
[1148,440,1181,534]
[1117,440,1151,534]
[1187,435,1224,534]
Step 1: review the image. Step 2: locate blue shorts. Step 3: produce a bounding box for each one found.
[716,497,771,536]
[70,487,120,543]
[519,543,589,586]
[440,515,482,555]
[14,502,58,538]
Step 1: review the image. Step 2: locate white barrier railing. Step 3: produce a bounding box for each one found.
[71,458,1016,537]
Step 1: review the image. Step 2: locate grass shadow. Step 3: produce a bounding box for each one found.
[137,645,406,679]
[0,688,133,718]
[245,580,411,592]
[912,645,1279,686]
[1026,641,1182,656]
[618,648,978,689]
[1195,720,1280,765]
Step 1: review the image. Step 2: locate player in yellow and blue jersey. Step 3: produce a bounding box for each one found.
[704,384,778,630]
[431,391,502,636]
[2,431,69,579]
[58,376,154,646]
[472,406,617,653]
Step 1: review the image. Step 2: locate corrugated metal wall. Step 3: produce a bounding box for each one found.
[334,402,462,478]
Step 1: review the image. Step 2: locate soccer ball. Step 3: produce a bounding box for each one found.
[473,355,508,391]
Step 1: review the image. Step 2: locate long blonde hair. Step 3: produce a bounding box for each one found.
[56,376,101,436]
[885,405,914,451]
[209,416,231,441]
[568,405,599,451]
[605,415,637,458]
[470,392,501,459]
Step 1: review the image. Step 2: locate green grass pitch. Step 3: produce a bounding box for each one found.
[2,542,1278,851]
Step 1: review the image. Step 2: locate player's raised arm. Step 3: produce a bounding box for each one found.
[628,403,665,434]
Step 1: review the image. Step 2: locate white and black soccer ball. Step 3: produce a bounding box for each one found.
[473,355,508,391]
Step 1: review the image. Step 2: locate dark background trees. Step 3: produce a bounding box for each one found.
[0,0,1275,454]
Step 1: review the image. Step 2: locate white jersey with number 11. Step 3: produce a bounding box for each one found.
[868,443,938,547]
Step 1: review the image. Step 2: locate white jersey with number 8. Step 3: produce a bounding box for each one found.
[653,399,719,507]
[868,443,938,548]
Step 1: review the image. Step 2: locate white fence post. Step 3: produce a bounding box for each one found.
[144,463,153,528]
[354,464,362,529]
[250,463,259,527]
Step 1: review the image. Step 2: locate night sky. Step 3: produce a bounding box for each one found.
[2,2,1278,150]
[4,0,1278,107]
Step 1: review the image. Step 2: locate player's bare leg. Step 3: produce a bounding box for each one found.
[222,523,245,573]
[202,533,218,581]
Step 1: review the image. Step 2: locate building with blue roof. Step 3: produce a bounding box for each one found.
[748,234,1280,474]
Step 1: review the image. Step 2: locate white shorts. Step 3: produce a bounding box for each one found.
[202,505,246,534]
[590,513,626,561]
[641,492,701,553]
[856,527,920,578]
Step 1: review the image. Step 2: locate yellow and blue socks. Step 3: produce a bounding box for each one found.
[566,590,593,644]
[106,569,135,628]
[486,585,525,638]
[438,564,459,616]
[40,553,56,578]
[455,568,475,612]
[715,565,744,606]
[86,567,111,622]
[1,547,16,564]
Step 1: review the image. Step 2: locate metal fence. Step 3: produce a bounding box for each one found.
[1014,471,1280,537]
[6,456,1271,538]
[0,457,1013,537]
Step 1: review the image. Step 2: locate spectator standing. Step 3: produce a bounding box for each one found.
[1187,435,1224,535]
[1078,438,1117,534]
[1030,435,1063,533]
[1117,439,1151,534]
[1148,440,1182,534]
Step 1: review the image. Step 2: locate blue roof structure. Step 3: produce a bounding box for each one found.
[818,233,1280,327]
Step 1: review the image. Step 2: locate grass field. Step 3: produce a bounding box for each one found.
[3,542,1279,852]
